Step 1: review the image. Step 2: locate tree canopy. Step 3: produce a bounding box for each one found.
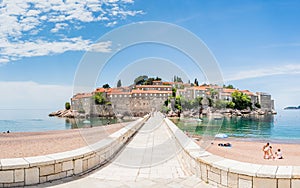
[117,80,122,87]
[231,91,252,110]
[65,102,71,110]
[102,83,110,88]
[133,75,162,85]
[93,92,106,105]
[134,75,148,85]
[223,84,235,89]
[194,78,199,86]
[173,75,183,82]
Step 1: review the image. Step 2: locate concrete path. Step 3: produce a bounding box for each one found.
[39,113,212,187]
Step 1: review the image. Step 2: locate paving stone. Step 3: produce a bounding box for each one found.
[291,179,300,188]
[239,178,252,188]
[292,166,300,178]
[256,165,278,178]
[228,172,238,188]
[278,179,291,188]
[25,167,39,185]
[62,161,73,171]
[0,171,14,183]
[276,166,293,178]
[14,169,24,182]
[1,158,29,169]
[40,164,55,176]
[253,177,276,188]
[220,170,228,186]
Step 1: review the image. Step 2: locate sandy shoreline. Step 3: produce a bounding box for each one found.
[0,122,127,159]
[192,135,300,165]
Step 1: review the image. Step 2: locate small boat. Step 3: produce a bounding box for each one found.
[196,118,202,122]
[83,120,91,124]
[215,133,228,138]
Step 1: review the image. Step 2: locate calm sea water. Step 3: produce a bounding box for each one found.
[173,110,300,141]
[0,109,120,133]
[1,109,300,141]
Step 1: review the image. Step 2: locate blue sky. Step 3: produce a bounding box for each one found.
[0,0,300,109]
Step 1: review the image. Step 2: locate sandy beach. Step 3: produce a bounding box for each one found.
[193,136,300,165]
[0,122,127,159]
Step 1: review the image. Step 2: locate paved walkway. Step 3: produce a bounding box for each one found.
[38,113,212,187]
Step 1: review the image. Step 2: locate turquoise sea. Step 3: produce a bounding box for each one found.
[1,109,300,142]
[172,109,300,142]
[0,109,119,133]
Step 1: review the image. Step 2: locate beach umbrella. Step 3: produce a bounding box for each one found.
[215,133,228,138]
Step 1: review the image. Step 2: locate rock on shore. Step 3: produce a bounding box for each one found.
[49,109,77,118]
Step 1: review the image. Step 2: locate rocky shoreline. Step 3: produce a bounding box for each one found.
[166,108,277,118]
[49,109,135,120]
[50,107,277,119]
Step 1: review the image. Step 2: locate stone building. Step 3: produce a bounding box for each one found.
[257,92,274,111]
[71,84,172,117]
[71,93,94,114]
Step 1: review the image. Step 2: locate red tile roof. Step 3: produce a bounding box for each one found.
[72,93,93,100]
[131,90,172,94]
[135,85,172,88]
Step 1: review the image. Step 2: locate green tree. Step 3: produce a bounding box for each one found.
[209,88,218,99]
[227,101,235,109]
[102,84,110,88]
[175,96,182,112]
[161,106,170,113]
[172,87,177,97]
[144,77,154,85]
[154,76,162,81]
[94,92,106,105]
[117,80,122,87]
[173,75,183,82]
[254,102,261,108]
[134,75,148,85]
[215,100,228,109]
[164,98,170,106]
[194,78,199,86]
[65,102,71,110]
[207,97,214,107]
[231,91,252,110]
[223,84,235,89]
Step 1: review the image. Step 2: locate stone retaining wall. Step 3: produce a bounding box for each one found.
[0,116,149,187]
[164,118,300,188]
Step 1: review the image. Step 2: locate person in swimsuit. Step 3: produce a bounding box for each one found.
[263,143,270,159]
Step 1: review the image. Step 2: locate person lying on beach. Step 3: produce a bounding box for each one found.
[218,143,231,147]
[263,143,270,159]
[275,149,284,159]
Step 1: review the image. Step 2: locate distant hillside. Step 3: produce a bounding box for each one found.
[284,106,300,110]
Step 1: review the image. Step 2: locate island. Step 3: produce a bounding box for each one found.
[284,106,300,110]
[50,75,277,119]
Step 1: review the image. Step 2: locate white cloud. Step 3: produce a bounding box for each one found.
[0,81,73,109]
[50,23,69,33]
[225,64,300,81]
[0,37,112,60]
[0,0,143,63]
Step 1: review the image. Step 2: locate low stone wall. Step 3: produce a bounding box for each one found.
[164,118,300,188]
[0,116,149,187]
